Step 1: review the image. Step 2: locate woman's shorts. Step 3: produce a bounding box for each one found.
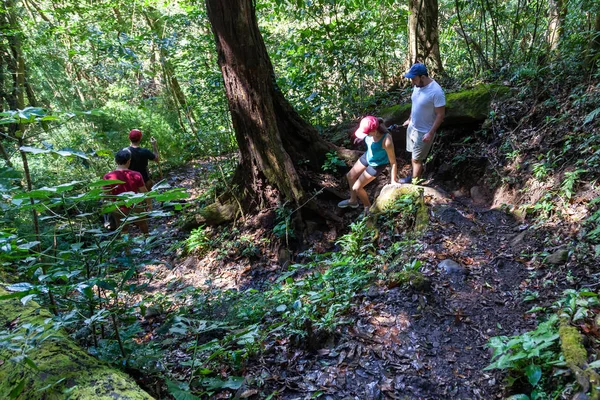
[359,154,388,176]
[406,125,433,161]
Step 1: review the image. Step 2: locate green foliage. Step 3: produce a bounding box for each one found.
[552,289,599,323]
[186,226,212,255]
[560,169,587,200]
[321,151,346,172]
[485,315,562,396]
[486,289,600,398]
[273,204,295,240]
[585,196,600,243]
[335,217,376,257]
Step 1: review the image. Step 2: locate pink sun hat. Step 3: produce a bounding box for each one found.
[354,116,379,141]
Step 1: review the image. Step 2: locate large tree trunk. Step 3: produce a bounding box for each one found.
[407,0,444,77]
[205,0,336,210]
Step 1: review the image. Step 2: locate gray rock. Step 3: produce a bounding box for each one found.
[438,259,467,275]
[546,249,569,265]
[435,206,475,229]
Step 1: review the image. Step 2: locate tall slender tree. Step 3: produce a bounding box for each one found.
[407,0,444,76]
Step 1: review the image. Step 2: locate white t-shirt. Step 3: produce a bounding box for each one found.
[409,80,446,133]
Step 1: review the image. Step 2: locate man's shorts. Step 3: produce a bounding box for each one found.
[359,154,388,176]
[406,125,434,161]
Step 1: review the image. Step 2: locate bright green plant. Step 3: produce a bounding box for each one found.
[485,314,562,397]
[335,217,376,257]
[186,225,212,255]
[552,289,599,322]
[561,169,587,200]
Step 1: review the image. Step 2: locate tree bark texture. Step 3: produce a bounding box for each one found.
[547,0,567,51]
[585,9,600,72]
[206,0,334,207]
[407,0,444,77]
[0,287,154,400]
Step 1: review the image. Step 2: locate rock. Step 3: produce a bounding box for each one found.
[546,249,569,265]
[144,305,163,319]
[0,286,154,399]
[572,393,589,400]
[371,184,428,234]
[278,247,291,268]
[438,259,467,275]
[470,186,492,205]
[381,84,511,128]
[511,230,528,248]
[435,206,475,229]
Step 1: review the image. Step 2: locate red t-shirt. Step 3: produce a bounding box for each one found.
[103,169,145,195]
[103,169,145,212]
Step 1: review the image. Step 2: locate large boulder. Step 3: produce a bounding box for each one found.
[381,84,511,127]
[370,184,429,235]
[0,286,154,400]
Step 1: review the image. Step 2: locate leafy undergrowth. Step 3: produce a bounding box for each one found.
[1,77,600,399]
[152,192,425,398]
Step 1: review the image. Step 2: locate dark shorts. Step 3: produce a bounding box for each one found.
[359,154,388,176]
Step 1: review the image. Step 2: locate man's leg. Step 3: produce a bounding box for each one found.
[412,159,425,179]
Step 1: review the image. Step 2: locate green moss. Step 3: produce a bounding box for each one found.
[445,84,510,121]
[380,103,412,122]
[388,270,429,291]
[559,321,600,399]
[371,185,428,236]
[0,286,154,400]
[381,84,511,124]
[559,323,587,367]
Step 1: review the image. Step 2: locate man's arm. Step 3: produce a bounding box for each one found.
[384,136,398,184]
[402,115,411,127]
[423,106,445,143]
[150,138,160,162]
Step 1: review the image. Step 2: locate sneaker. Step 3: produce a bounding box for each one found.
[338,199,359,209]
[400,175,412,184]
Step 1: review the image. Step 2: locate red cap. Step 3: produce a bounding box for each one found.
[129,129,142,142]
[354,116,379,141]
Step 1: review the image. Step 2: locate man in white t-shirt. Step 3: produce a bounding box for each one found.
[400,63,446,184]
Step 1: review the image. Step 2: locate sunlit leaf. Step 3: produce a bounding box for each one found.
[19,146,51,155]
[6,282,34,292]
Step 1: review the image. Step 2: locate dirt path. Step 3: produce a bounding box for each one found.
[248,192,542,399]
[137,162,563,399]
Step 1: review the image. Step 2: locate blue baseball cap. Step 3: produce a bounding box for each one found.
[403,63,428,78]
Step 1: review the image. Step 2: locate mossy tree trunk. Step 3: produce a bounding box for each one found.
[0,287,154,400]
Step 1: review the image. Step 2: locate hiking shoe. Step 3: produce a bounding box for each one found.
[400,175,412,184]
[338,199,359,209]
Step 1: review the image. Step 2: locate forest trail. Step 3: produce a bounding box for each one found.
[134,160,565,399]
[246,192,544,399]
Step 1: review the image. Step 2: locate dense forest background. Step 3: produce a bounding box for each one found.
[1,0,600,399]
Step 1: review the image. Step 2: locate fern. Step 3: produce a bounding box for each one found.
[584,107,600,125]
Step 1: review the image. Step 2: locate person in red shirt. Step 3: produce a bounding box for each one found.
[103,149,152,234]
